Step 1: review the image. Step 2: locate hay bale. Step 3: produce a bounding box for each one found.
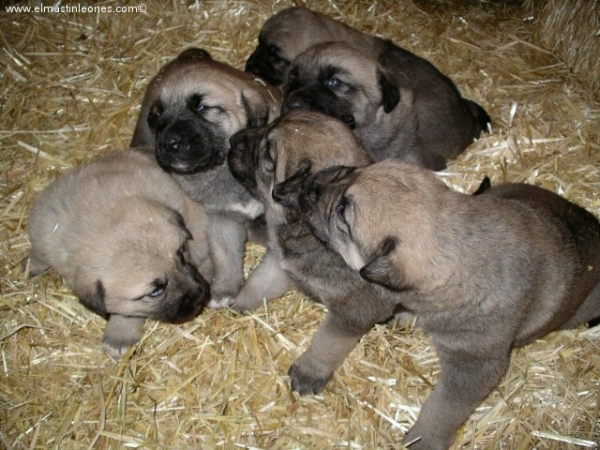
[533,0,600,98]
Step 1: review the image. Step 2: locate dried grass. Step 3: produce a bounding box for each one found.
[1,1,599,449]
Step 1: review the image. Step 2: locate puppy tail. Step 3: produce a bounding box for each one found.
[465,99,491,137]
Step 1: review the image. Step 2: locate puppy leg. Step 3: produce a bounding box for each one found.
[561,282,600,329]
[206,214,247,308]
[288,313,364,395]
[231,249,292,313]
[24,252,50,278]
[101,315,146,359]
[404,347,510,450]
[185,199,215,282]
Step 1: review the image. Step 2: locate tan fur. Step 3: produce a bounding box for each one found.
[25,149,214,358]
[227,111,406,396]
[130,48,282,307]
[300,159,600,449]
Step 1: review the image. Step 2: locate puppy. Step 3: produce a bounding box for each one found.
[300,160,600,449]
[25,149,215,358]
[245,7,380,87]
[131,47,282,306]
[227,110,403,394]
[284,42,489,170]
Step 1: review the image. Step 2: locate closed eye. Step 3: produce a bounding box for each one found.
[142,279,168,299]
[334,195,352,234]
[149,285,165,298]
[336,196,347,218]
[262,139,275,172]
[267,45,288,66]
[187,94,210,116]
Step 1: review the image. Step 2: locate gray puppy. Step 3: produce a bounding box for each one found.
[25,149,215,358]
[284,42,488,170]
[245,7,380,87]
[246,7,490,170]
[227,111,404,394]
[131,48,282,307]
[299,160,600,449]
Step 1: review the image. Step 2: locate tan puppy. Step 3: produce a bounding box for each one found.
[284,42,489,170]
[227,111,405,394]
[25,149,215,358]
[131,48,282,307]
[299,160,600,449]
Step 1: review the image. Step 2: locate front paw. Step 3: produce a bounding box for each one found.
[288,361,332,395]
[102,334,136,360]
[229,295,265,314]
[207,297,232,309]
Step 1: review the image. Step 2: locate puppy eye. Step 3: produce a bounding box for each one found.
[148,102,164,131]
[336,196,348,218]
[188,94,207,115]
[262,139,275,172]
[149,286,165,298]
[326,77,343,88]
[148,280,167,298]
[177,245,190,264]
[269,53,283,64]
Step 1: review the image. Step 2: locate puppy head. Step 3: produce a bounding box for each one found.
[299,160,448,291]
[283,42,404,130]
[74,198,210,324]
[134,47,281,174]
[228,110,372,223]
[245,7,355,86]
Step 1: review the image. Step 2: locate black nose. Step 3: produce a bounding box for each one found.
[284,92,310,112]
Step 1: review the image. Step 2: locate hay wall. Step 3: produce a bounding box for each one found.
[533,0,600,99]
[1,1,599,449]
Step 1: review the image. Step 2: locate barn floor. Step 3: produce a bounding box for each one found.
[0,1,599,449]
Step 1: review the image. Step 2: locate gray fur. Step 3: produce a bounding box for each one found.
[300,160,600,449]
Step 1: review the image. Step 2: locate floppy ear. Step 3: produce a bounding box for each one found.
[171,211,193,240]
[176,47,212,62]
[472,176,492,196]
[241,91,270,128]
[272,159,312,208]
[359,238,410,291]
[77,280,108,319]
[378,70,400,113]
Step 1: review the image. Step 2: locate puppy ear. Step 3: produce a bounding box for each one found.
[378,70,400,113]
[359,238,410,291]
[78,280,108,319]
[171,211,193,240]
[177,47,212,62]
[472,176,491,196]
[272,159,312,208]
[241,91,270,128]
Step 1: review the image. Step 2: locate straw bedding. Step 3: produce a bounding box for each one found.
[1,1,599,449]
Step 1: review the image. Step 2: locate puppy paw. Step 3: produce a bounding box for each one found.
[101,341,131,360]
[207,297,232,309]
[102,315,144,359]
[288,362,332,396]
[229,295,265,314]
